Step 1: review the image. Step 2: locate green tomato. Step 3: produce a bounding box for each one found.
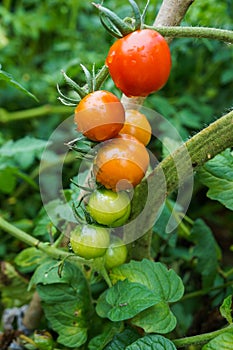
[105,237,128,270]
[86,189,131,227]
[70,224,110,259]
[34,330,54,350]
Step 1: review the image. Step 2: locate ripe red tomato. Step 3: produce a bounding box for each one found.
[74,90,125,142]
[119,109,152,146]
[93,134,150,191]
[106,29,171,97]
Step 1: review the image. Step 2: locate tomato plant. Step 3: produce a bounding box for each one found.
[70,224,110,259]
[1,1,233,350]
[74,90,125,142]
[104,236,128,270]
[119,109,152,145]
[86,188,131,227]
[105,29,172,97]
[93,134,150,191]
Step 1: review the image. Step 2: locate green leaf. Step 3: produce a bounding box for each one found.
[198,149,233,210]
[189,219,220,288]
[96,280,159,321]
[97,260,183,333]
[110,260,184,303]
[126,334,177,350]
[202,332,233,350]
[14,247,48,272]
[220,295,232,324]
[0,65,38,101]
[104,328,140,350]
[131,302,177,334]
[0,165,17,194]
[88,322,123,350]
[31,260,91,348]
[0,261,34,307]
[0,136,51,169]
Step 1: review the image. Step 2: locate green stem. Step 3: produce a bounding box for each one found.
[0,105,71,123]
[0,216,76,261]
[94,65,109,91]
[12,152,76,199]
[15,170,39,191]
[173,323,233,348]
[144,25,233,43]
[181,280,233,301]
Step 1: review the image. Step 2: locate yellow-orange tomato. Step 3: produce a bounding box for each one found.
[119,109,152,146]
[93,134,150,191]
[74,90,125,142]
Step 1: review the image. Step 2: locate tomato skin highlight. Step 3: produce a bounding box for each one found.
[74,90,125,142]
[70,224,110,259]
[119,109,152,146]
[93,134,150,191]
[106,29,172,97]
[105,237,128,270]
[86,188,131,227]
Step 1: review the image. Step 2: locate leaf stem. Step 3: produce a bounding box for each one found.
[144,25,233,44]
[173,323,233,347]
[181,280,233,301]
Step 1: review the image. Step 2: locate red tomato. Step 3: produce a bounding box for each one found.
[119,109,152,146]
[74,90,125,142]
[93,134,150,191]
[106,29,171,97]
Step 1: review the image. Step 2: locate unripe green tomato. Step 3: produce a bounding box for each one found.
[105,237,128,270]
[70,224,110,259]
[86,188,131,227]
[34,330,54,350]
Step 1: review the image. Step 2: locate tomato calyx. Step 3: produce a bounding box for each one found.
[57,64,109,106]
[93,0,150,38]
[66,132,98,161]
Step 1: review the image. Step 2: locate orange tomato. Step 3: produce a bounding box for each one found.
[93,134,149,191]
[119,109,151,146]
[74,90,125,142]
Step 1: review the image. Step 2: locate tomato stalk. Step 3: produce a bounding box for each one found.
[129,109,233,260]
[58,64,109,106]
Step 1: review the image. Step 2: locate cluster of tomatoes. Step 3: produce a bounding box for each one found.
[69,27,171,268]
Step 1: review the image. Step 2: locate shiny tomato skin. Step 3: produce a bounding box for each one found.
[86,188,131,227]
[105,237,128,270]
[119,109,152,146]
[93,134,150,191]
[74,90,125,142]
[106,29,171,97]
[70,224,110,259]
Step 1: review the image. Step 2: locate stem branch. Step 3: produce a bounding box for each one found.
[144,25,233,44]
[173,323,233,347]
